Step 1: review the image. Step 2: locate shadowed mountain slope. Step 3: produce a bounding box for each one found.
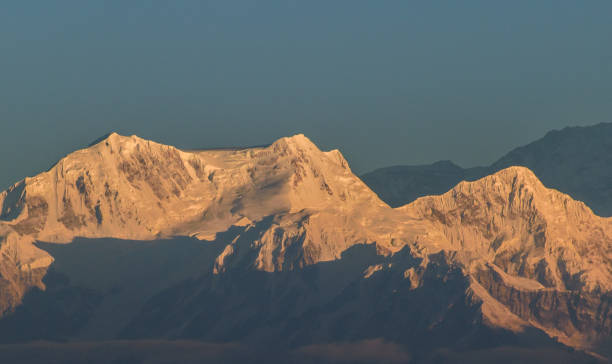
[362,122,612,217]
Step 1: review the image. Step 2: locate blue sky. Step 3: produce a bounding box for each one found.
[1,1,611,189]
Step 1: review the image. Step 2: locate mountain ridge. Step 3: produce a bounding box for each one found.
[362,122,612,218]
[0,132,611,360]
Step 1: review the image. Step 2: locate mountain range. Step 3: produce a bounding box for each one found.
[0,131,610,363]
[362,122,612,218]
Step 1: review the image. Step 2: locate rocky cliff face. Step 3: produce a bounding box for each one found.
[0,133,611,359]
[400,167,612,349]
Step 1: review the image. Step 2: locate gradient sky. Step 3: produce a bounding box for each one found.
[1,1,611,190]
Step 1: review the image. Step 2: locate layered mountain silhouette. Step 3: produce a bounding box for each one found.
[0,132,610,363]
[363,122,612,217]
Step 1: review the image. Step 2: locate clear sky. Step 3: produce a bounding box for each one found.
[1,1,611,189]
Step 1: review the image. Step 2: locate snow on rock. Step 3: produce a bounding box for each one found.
[1,133,611,352]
